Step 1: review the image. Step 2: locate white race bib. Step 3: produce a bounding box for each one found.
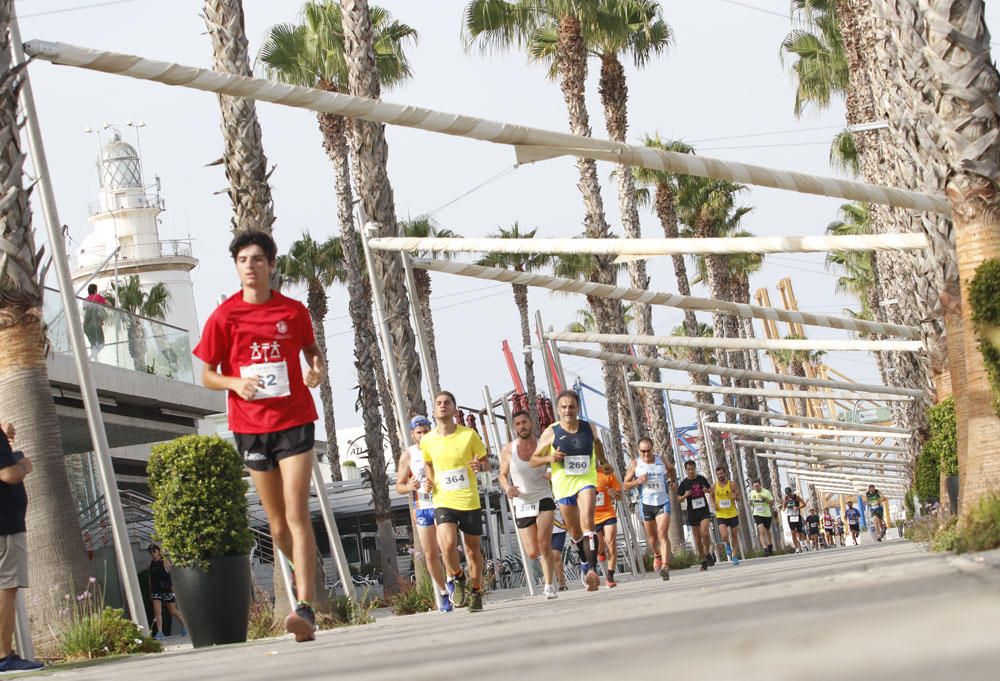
[564,454,591,476]
[719,499,732,509]
[439,467,470,492]
[645,477,664,492]
[596,491,606,506]
[416,490,434,510]
[788,514,800,523]
[513,498,539,519]
[753,503,769,516]
[691,497,706,509]
[239,361,291,400]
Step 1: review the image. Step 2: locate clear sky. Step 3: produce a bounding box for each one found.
[21,0,997,440]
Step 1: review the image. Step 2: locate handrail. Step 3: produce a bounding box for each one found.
[45,285,189,333]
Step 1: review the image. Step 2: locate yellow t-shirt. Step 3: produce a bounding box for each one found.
[420,425,487,511]
[713,480,739,519]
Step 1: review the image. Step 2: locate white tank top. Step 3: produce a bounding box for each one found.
[636,457,667,506]
[508,438,551,504]
[407,444,434,510]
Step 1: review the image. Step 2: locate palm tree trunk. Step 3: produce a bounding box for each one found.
[413,269,441,391]
[0,11,88,645]
[340,0,426,423]
[512,282,540,430]
[305,281,341,482]
[203,0,275,234]
[553,13,631,465]
[315,102,401,592]
[599,52,672,467]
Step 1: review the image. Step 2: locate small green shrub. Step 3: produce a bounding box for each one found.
[667,549,700,570]
[317,592,375,629]
[389,580,434,616]
[969,259,1000,416]
[148,435,253,569]
[247,590,281,640]
[954,490,1000,553]
[916,397,957,503]
[56,581,161,661]
[931,517,959,552]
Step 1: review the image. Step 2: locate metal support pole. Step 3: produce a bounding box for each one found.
[534,311,557,400]
[276,549,297,607]
[9,13,148,632]
[402,252,440,401]
[310,456,355,601]
[622,365,642,448]
[601,429,643,577]
[13,590,33,661]
[484,386,535,595]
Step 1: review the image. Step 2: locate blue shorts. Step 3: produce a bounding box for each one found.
[414,508,435,527]
[595,517,618,532]
[642,501,670,521]
[558,485,596,506]
[551,531,567,552]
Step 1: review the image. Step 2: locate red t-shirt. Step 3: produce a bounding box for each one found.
[193,290,318,434]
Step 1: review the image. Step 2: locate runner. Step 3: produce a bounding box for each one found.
[712,465,742,566]
[782,487,807,553]
[530,390,607,592]
[805,508,822,550]
[194,230,325,642]
[866,485,887,541]
[845,501,862,545]
[624,437,673,580]
[551,505,568,591]
[594,463,623,588]
[421,390,490,612]
[822,509,835,548]
[836,517,846,547]
[395,415,451,612]
[748,478,775,556]
[676,460,715,571]
[498,410,557,599]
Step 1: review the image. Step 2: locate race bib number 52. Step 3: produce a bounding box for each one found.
[240,361,291,400]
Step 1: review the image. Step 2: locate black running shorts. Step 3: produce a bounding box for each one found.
[434,507,483,536]
[685,506,711,527]
[754,515,772,530]
[514,497,556,529]
[234,423,315,472]
[788,519,803,533]
[717,516,739,528]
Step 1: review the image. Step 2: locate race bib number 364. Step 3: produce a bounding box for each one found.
[240,361,291,400]
[440,468,470,492]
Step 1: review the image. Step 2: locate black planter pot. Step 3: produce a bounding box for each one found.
[946,475,960,516]
[172,555,251,648]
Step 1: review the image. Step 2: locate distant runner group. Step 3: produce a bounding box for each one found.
[197,230,888,642]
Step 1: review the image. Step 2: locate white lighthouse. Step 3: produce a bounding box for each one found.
[71,130,200,346]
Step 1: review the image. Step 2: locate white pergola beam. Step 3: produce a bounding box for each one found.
[704,422,912,440]
[22,40,951,215]
[560,346,923,397]
[759,435,909,454]
[552,331,923,352]
[371,234,928,256]
[422,260,921,340]
[736,439,911,461]
[750,448,910,467]
[669,397,907,433]
[631,382,913,403]
[780,466,909,483]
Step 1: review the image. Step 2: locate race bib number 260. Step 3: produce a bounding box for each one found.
[564,455,591,476]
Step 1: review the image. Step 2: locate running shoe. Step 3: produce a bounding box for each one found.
[544,584,558,600]
[284,602,317,643]
[700,559,708,571]
[585,569,600,592]
[558,583,568,592]
[659,566,670,581]
[606,577,617,588]
[794,547,802,554]
[725,545,733,562]
[652,556,663,572]
[0,654,43,673]
[153,632,165,641]
[449,575,468,608]
[439,592,454,613]
[708,553,717,567]
[179,627,188,637]
[468,590,483,612]
[731,556,741,566]
[579,563,590,587]
[597,551,606,562]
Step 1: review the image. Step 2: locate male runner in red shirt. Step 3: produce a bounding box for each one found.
[194,230,324,642]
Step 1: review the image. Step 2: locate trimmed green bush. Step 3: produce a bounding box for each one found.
[954,490,1000,553]
[388,579,434,616]
[969,259,1000,415]
[914,397,957,503]
[148,435,253,569]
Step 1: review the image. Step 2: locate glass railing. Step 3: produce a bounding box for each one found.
[44,287,195,383]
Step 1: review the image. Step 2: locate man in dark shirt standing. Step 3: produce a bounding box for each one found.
[0,422,42,673]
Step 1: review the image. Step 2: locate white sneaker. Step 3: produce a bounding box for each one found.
[544,585,558,600]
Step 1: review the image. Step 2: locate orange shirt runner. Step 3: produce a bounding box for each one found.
[594,469,621,525]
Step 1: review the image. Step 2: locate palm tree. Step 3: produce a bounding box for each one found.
[263,0,418,592]
[780,0,849,117]
[464,0,633,468]
[0,1,89,646]
[400,216,460,389]
[104,276,171,373]
[340,0,427,444]
[477,223,552,430]
[203,0,275,234]
[825,202,876,321]
[277,233,346,481]
[770,334,826,419]
[918,0,1000,510]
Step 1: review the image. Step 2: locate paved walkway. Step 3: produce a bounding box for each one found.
[38,541,1000,681]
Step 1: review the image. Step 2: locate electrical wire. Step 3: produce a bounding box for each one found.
[19,0,148,19]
